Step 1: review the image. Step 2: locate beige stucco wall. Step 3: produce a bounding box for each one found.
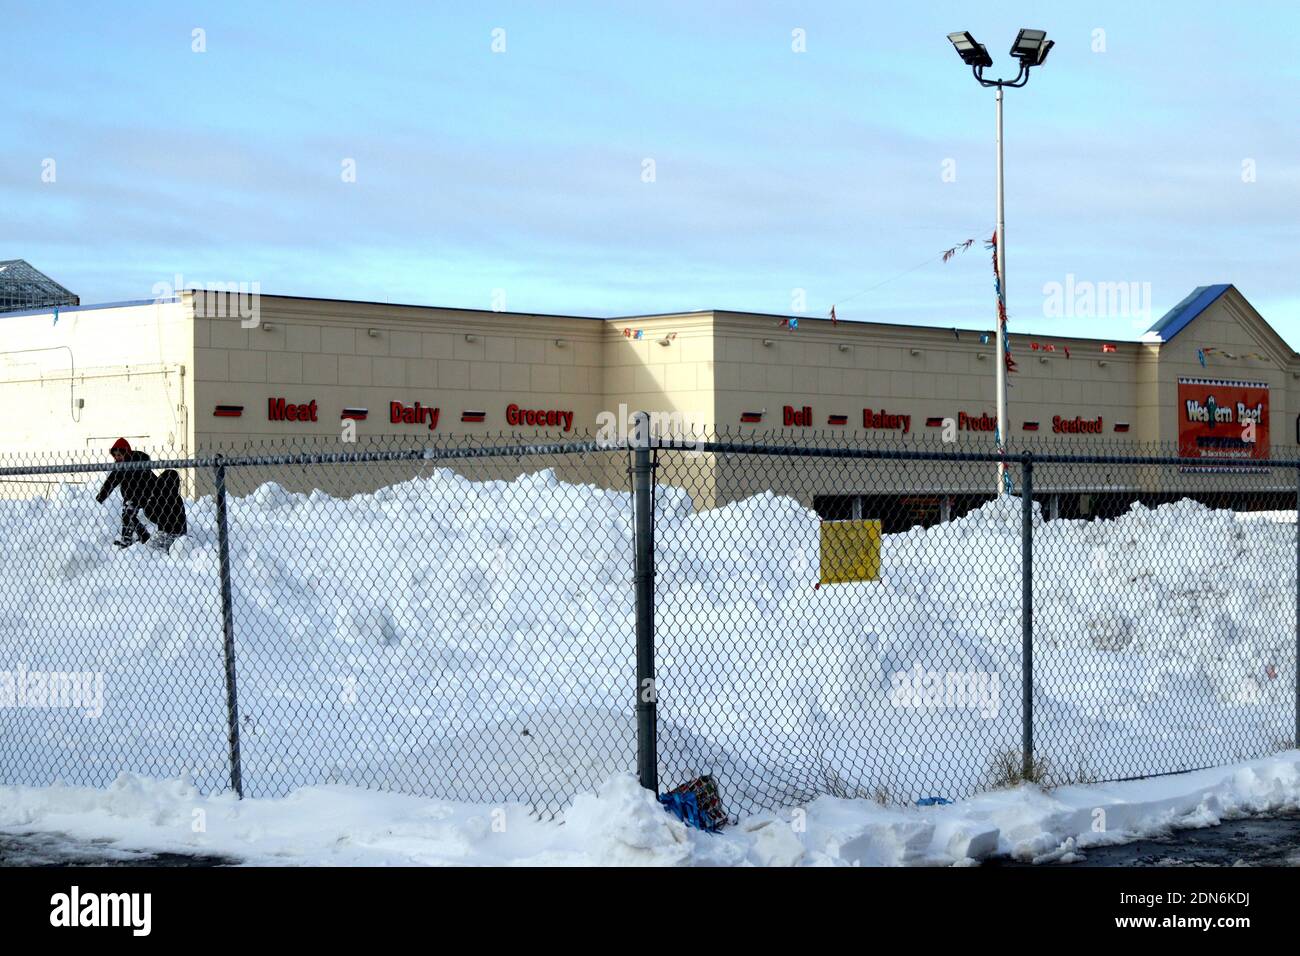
[1145,289,1298,494]
[0,298,194,498]
[704,313,1149,444]
[191,293,610,495]
[3,285,1298,508]
[1154,291,1293,442]
[194,295,606,445]
[609,299,1300,505]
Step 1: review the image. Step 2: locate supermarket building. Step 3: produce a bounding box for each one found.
[0,284,1296,524]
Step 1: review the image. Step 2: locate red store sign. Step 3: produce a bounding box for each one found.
[1052,415,1103,434]
[863,408,911,434]
[507,404,574,431]
[391,401,441,430]
[783,405,813,427]
[268,397,319,423]
[957,411,996,432]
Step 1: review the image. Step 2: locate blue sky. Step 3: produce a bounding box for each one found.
[3,1,1298,344]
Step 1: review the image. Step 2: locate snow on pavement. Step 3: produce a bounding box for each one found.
[2,752,1298,866]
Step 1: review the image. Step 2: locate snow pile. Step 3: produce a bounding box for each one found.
[657,492,1295,806]
[2,752,1298,866]
[0,469,1294,814]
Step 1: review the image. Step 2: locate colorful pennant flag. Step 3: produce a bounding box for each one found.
[941,238,976,263]
[987,233,1016,375]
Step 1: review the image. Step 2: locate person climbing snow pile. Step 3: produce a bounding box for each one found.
[95,438,188,551]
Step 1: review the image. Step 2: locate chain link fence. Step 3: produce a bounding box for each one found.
[0,428,1296,819]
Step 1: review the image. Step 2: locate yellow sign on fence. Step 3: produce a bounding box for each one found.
[818,519,882,584]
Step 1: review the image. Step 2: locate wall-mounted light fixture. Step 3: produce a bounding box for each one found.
[762,339,774,347]
[1039,355,1049,363]
[910,348,923,357]
[464,333,477,343]
[977,353,987,361]
[837,344,851,353]
[1097,360,1108,367]
[657,337,673,347]
[367,328,381,338]
[261,322,275,332]
[554,338,568,348]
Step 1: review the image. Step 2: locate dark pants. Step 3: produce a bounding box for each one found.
[121,500,151,546]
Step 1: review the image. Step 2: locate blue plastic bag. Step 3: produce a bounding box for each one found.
[658,775,727,832]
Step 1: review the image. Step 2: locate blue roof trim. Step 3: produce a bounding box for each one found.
[1145,284,1232,341]
[0,297,179,320]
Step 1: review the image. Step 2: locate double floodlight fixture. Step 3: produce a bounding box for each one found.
[948,27,1052,87]
[1010,28,1054,66]
[946,31,992,68]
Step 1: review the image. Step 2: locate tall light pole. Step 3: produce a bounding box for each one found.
[947,29,1054,494]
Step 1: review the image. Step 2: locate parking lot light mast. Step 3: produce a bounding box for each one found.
[946,29,1053,494]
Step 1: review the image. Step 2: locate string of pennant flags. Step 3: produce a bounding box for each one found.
[1196,346,1269,368]
[831,232,1113,362]
[637,231,1253,369]
[621,328,679,342]
[941,238,976,263]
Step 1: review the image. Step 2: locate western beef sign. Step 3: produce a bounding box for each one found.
[1177,377,1269,469]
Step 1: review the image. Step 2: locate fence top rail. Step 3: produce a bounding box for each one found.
[649,438,1300,470]
[0,438,619,479]
[2,434,1300,477]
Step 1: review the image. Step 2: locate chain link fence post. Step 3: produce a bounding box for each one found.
[213,457,244,798]
[1021,450,1035,781]
[632,412,658,793]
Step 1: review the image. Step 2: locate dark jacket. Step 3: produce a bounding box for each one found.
[148,470,188,535]
[96,450,156,508]
[96,452,188,536]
